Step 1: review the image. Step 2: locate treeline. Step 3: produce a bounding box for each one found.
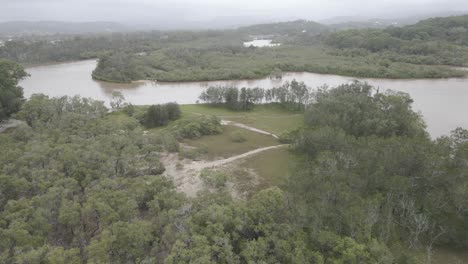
[324,15,468,67]
[0,29,246,66]
[199,80,311,111]
[0,32,167,64]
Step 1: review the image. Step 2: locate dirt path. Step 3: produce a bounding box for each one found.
[161,144,287,197]
[188,111,295,139]
[221,120,279,138]
[195,144,287,170]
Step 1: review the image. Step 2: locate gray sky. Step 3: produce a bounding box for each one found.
[1,0,467,25]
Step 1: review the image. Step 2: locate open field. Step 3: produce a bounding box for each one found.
[236,146,300,187]
[181,103,304,135]
[183,124,279,160]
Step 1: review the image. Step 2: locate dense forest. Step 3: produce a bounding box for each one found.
[324,15,468,66]
[1,15,467,83]
[91,15,468,82]
[1,58,468,263]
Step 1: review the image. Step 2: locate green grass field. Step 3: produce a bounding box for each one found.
[239,146,300,187]
[181,103,304,135]
[183,125,279,160]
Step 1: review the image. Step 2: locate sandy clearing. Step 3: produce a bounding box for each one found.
[160,144,288,197]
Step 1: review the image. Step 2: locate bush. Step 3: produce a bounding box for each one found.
[122,103,135,116]
[170,116,222,139]
[229,131,247,143]
[278,129,299,144]
[200,170,228,189]
[180,146,208,160]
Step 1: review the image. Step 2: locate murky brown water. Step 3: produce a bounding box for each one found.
[20,59,468,138]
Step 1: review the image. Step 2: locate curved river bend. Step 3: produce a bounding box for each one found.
[20,60,468,138]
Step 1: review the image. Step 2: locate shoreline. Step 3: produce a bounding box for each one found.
[25,58,468,83]
[97,69,468,85]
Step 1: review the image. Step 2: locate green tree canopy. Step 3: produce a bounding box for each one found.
[0,59,27,120]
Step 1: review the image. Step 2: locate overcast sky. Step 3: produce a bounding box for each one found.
[1,0,467,25]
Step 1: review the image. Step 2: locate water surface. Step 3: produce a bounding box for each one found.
[20,60,468,138]
[243,39,281,47]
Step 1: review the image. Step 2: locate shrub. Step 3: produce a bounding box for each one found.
[180,146,208,160]
[170,116,222,139]
[229,131,247,143]
[122,103,135,116]
[200,170,228,189]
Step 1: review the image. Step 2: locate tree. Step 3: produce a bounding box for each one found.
[270,68,283,79]
[142,103,181,128]
[166,102,181,120]
[110,91,126,109]
[0,59,27,120]
[143,105,169,128]
[199,87,225,104]
[223,87,239,110]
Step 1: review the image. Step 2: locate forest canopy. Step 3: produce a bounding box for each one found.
[1,79,467,263]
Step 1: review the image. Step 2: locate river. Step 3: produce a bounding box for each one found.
[19,59,468,138]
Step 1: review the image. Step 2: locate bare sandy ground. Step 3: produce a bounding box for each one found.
[160,121,286,197]
[160,144,287,197]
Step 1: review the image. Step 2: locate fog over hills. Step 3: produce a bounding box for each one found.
[1,0,467,32]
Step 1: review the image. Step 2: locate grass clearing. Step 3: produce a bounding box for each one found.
[238,146,300,188]
[183,125,279,160]
[181,103,304,135]
[224,146,302,196]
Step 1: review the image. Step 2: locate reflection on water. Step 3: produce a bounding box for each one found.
[20,59,468,138]
[243,39,281,47]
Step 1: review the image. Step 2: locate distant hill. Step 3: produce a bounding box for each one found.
[328,19,401,31]
[322,11,468,30]
[0,21,129,36]
[237,20,328,36]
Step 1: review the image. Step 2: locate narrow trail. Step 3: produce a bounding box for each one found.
[221,120,279,138]
[194,144,287,170]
